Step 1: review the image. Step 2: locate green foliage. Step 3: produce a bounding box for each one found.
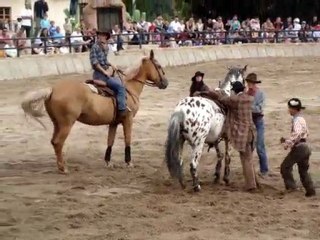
[132,9,141,22]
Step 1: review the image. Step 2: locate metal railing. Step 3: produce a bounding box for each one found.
[0,29,319,57]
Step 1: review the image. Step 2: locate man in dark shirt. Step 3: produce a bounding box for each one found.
[90,30,127,120]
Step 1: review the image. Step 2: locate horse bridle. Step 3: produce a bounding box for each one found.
[135,59,165,88]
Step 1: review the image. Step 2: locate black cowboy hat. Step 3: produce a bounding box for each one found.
[231,81,245,94]
[245,73,261,84]
[96,29,111,39]
[288,98,305,110]
[191,71,205,81]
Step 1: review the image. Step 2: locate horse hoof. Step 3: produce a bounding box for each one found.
[105,162,114,168]
[193,185,201,192]
[213,178,220,184]
[127,162,134,168]
[58,168,69,174]
[223,178,230,186]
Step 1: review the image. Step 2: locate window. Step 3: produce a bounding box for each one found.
[0,7,11,22]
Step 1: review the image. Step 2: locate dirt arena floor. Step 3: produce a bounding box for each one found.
[1,57,320,240]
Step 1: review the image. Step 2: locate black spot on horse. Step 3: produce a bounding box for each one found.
[190,98,195,103]
[201,103,205,107]
[192,132,197,138]
[186,109,190,114]
[196,100,200,107]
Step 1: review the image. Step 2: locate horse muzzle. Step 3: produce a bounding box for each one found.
[158,78,169,89]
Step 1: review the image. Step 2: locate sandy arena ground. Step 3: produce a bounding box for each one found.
[1,57,320,240]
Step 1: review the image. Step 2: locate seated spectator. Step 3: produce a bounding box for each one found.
[49,21,57,37]
[13,27,31,55]
[0,27,17,57]
[70,27,85,52]
[312,23,320,41]
[52,26,64,44]
[230,15,241,32]
[196,19,204,32]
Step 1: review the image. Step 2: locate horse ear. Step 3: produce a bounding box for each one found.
[227,66,231,70]
[150,50,154,60]
[242,65,248,72]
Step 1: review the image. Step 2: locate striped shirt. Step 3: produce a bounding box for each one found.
[284,114,308,148]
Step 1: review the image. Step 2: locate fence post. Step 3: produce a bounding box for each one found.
[17,39,20,57]
[44,37,47,54]
[68,36,72,53]
[139,31,142,49]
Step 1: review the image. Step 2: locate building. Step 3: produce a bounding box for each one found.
[0,0,70,31]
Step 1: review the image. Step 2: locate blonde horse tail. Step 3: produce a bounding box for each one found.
[165,110,185,187]
[21,87,53,129]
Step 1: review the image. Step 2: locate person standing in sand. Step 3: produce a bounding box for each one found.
[245,73,269,177]
[195,81,259,192]
[280,98,316,197]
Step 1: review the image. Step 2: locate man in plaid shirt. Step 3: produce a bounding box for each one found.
[196,81,259,192]
[280,98,316,197]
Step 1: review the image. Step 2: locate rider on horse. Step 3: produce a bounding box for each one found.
[89,29,127,121]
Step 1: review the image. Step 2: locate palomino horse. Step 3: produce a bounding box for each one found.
[21,50,168,173]
[165,66,247,191]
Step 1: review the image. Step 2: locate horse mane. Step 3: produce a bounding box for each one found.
[124,56,148,81]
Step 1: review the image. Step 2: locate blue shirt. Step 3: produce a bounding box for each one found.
[40,19,50,30]
[251,88,265,114]
[89,42,110,69]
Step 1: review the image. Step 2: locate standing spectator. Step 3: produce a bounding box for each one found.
[196,19,204,32]
[169,16,182,33]
[15,18,23,33]
[20,3,33,37]
[262,18,275,42]
[284,17,292,29]
[63,18,72,35]
[112,24,124,51]
[34,0,49,35]
[310,16,318,28]
[274,17,283,31]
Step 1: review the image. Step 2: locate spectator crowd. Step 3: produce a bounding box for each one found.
[0,8,320,58]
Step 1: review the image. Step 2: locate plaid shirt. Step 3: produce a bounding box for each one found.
[284,114,308,148]
[203,90,256,152]
[89,42,110,69]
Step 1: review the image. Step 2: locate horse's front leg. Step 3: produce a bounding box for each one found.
[223,140,231,185]
[105,123,118,167]
[122,116,133,167]
[190,142,205,192]
[214,142,224,184]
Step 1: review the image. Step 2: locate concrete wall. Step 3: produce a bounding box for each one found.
[1,43,320,81]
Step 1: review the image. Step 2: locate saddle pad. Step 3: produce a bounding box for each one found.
[84,83,99,94]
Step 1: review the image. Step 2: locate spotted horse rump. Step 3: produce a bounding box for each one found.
[165,65,247,192]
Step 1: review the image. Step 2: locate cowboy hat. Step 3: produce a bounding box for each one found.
[191,71,205,81]
[96,29,111,39]
[288,98,305,110]
[245,73,261,84]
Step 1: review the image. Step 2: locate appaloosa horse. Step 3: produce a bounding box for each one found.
[21,50,168,173]
[165,65,247,191]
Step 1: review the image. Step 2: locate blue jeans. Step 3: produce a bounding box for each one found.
[93,70,126,111]
[254,117,269,173]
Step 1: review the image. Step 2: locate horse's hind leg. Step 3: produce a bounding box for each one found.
[223,140,231,185]
[190,141,205,192]
[51,123,73,174]
[214,143,224,184]
[105,124,118,167]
